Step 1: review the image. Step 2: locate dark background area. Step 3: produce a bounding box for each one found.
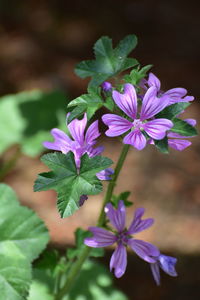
[0,1,200,299]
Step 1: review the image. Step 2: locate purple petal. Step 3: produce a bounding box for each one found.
[164,88,194,105]
[158,254,177,277]
[128,239,160,263]
[105,200,126,232]
[96,168,114,180]
[87,145,104,157]
[68,113,87,145]
[102,114,132,137]
[110,244,127,278]
[84,227,117,248]
[43,128,72,153]
[184,118,197,127]
[123,130,147,150]
[85,120,100,144]
[127,207,154,235]
[112,84,137,119]
[168,139,191,151]
[140,87,170,120]
[164,88,187,98]
[148,73,161,91]
[143,119,173,140]
[150,262,161,286]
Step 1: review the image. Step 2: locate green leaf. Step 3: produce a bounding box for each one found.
[124,64,152,85]
[65,260,128,300]
[156,102,190,119]
[0,184,49,300]
[67,91,103,122]
[0,184,49,262]
[155,137,169,154]
[104,96,115,111]
[75,35,138,87]
[28,280,54,300]
[0,242,31,300]
[34,152,113,218]
[0,90,68,157]
[171,118,198,136]
[112,191,132,208]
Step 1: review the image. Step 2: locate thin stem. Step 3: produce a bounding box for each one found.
[97,144,130,226]
[55,144,130,300]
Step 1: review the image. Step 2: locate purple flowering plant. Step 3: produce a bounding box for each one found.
[33,35,197,297]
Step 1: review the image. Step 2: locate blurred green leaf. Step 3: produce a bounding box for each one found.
[28,280,54,300]
[0,184,49,261]
[75,35,138,87]
[64,260,128,300]
[0,90,68,157]
[34,152,113,218]
[171,118,198,136]
[0,184,49,300]
[29,260,127,300]
[0,242,31,300]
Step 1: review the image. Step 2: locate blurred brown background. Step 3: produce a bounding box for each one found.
[1,0,200,299]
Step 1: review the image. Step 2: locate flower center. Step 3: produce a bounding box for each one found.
[117,231,129,245]
[132,119,144,130]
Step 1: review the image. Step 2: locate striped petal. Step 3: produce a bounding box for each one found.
[123,130,147,150]
[127,207,154,235]
[140,87,169,120]
[110,243,127,278]
[102,114,132,137]
[105,200,126,232]
[112,84,138,119]
[143,119,173,140]
[84,227,117,248]
[128,239,160,263]
[68,113,87,145]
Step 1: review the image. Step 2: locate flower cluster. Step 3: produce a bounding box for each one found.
[43,113,113,181]
[84,200,177,285]
[102,73,196,151]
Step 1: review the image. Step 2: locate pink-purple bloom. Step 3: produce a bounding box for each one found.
[150,254,177,285]
[43,113,113,181]
[102,83,173,150]
[147,73,194,105]
[84,200,160,278]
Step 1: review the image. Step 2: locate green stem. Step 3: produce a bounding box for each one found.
[0,147,21,181]
[55,144,130,300]
[97,144,130,226]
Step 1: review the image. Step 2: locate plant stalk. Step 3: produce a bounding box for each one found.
[55,144,130,300]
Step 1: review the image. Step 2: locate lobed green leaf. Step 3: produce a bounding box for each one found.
[75,35,139,88]
[34,152,113,218]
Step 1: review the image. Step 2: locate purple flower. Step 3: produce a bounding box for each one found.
[84,200,160,278]
[147,73,194,105]
[43,113,112,181]
[102,81,112,92]
[150,254,177,285]
[102,84,173,150]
